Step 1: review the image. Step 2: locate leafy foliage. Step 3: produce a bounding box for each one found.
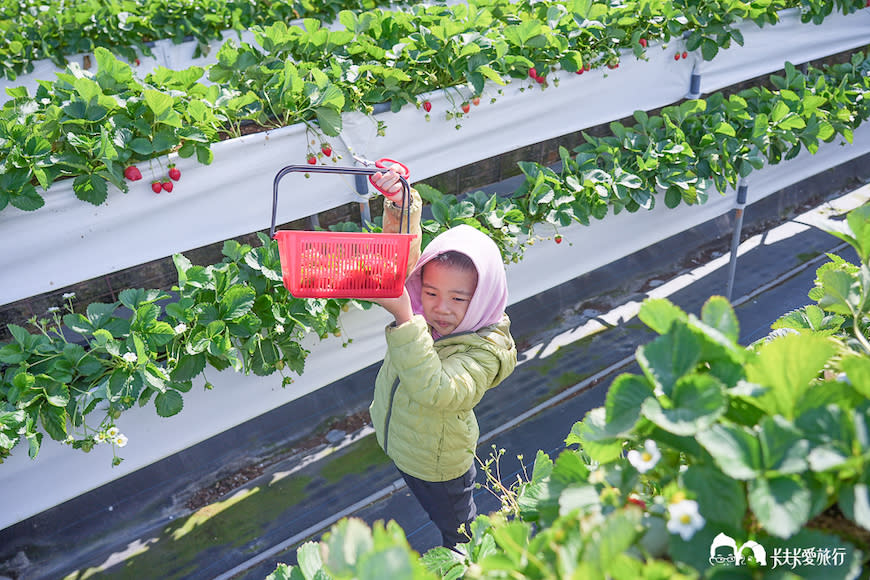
[0,234,357,464]
[0,47,219,211]
[4,52,870,465]
[513,55,870,225]
[2,0,869,213]
[0,0,389,81]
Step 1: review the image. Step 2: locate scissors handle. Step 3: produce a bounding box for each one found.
[368,158,410,195]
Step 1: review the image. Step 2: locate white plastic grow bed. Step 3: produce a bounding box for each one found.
[1,7,868,306]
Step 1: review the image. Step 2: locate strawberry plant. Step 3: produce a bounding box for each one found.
[0,0,865,215]
[772,204,870,355]
[208,32,345,136]
[0,235,359,465]
[513,53,870,226]
[0,0,412,82]
[0,48,218,210]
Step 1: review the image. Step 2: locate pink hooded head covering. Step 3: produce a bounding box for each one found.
[405,224,508,338]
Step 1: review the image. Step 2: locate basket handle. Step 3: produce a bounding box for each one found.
[270,165,412,239]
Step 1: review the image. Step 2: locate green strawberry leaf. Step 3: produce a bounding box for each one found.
[748,475,811,538]
[155,390,184,417]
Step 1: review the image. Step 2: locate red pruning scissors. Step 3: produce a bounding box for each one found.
[352,155,410,195]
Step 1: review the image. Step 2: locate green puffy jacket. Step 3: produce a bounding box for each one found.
[370,313,517,482]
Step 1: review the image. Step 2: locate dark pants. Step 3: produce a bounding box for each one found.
[400,464,477,548]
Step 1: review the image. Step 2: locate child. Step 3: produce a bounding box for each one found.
[368,167,518,548]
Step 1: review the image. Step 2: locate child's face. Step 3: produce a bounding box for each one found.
[420,261,478,336]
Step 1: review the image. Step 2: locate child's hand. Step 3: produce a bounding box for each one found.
[371,165,406,206]
[370,286,412,326]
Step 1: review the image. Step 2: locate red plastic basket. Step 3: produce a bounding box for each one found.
[275,230,416,298]
[270,163,415,299]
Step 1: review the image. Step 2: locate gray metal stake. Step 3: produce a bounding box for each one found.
[725,179,749,302]
[687,66,702,99]
[355,174,373,227]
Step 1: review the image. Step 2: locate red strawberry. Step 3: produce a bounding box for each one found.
[374,271,402,291]
[124,166,142,181]
[576,68,584,75]
[161,180,173,192]
[134,58,140,66]
[461,102,470,113]
[639,38,647,48]
[321,144,332,157]
[682,51,688,59]
[627,497,646,510]
[307,155,317,165]
[528,67,537,79]
[422,101,432,112]
[472,96,480,106]
[299,270,324,290]
[151,181,162,193]
[674,53,681,61]
[555,234,563,244]
[585,64,591,71]
[168,164,181,181]
[535,75,545,83]
[338,268,367,290]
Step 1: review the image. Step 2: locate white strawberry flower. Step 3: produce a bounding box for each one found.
[627,439,661,474]
[62,292,76,300]
[588,468,606,484]
[95,432,107,444]
[667,499,705,541]
[579,505,605,534]
[122,352,137,363]
[106,426,120,438]
[174,323,187,334]
[275,324,285,334]
[114,434,128,448]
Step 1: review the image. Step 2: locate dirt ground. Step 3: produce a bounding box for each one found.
[184,410,372,510]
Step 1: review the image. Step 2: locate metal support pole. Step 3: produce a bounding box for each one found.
[725,179,749,302]
[355,174,373,227]
[687,67,702,99]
